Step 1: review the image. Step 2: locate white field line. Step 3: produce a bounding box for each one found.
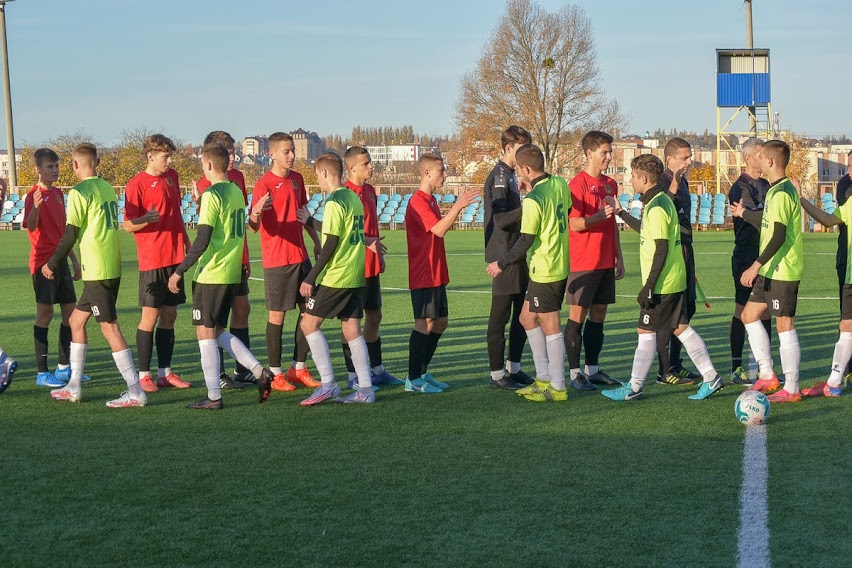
[737,425,770,568]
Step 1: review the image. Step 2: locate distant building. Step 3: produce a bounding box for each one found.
[241,136,269,158]
[365,144,425,166]
[291,128,326,162]
[0,151,21,183]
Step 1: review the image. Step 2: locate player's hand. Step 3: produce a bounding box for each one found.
[599,200,613,220]
[32,189,44,208]
[518,179,530,192]
[605,195,620,213]
[673,162,689,185]
[243,262,251,279]
[191,181,200,204]
[71,261,81,281]
[456,189,480,209]
[296,206,311,225]
[42,264,55,280]
[486,261,503,278]
[791,178,802,197]
[365,235,387,256]
[615,256,625,280]
[253,193,273,218]
[313,241,321,260]
[146,207,160,224]
[300,281,314,298]
[168,272,182,294]
[740,263,760,288]
[730,201,746,218]
[637,284,655,310]
[379,254,386,273]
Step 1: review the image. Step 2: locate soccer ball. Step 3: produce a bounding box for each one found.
[735,390,770,426]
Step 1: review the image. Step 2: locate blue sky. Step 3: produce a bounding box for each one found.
[3,0,849,147]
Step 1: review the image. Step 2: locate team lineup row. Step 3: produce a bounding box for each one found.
[1,127,849,407]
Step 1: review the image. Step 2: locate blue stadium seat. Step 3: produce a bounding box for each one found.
[443,194,456,204]
[8,194,18,203]
[402,193,412,202]
[182,214,191,224]
[1,213,11,223]
[379,213,392,224]
[384,201,398,212]
[314,212,324,222]
[618,194,630,208]
[306,203,317,214]
[475,211,484,223]
[825,203,837,215]
[712,212,725,225]
[117,213,125,223]
[392,213,405,224]
[377,193,389,202]
[629,207,641,218]
[390,194,402,202]
[698,211,711,225]
[310,193,323,203]
[461,213,474,224]
[700,194,712,206]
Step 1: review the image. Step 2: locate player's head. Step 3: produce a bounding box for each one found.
[582,131,613,174]
[144,134,176,176]
[344,146,373,183]
[203,131,236,170]
[314,152,343,190]
[514,143,545,183]
[500,126,532,168]
[741,138,764,175]
[664,137,692,173]
[71,143,99,180]
[759,139,790,174]
[268,132,295,171]
[417,153,446,190]
[200,142,230,183]
[630,154,664,193]
[34,148,60,185]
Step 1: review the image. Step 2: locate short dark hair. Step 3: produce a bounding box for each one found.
[269,132,294,150]
[34,148,60,168]
[762,140,791,169]
[581,131,613,154]
[203,130,235,149]
[664,137,691,160]
[344,145,370,166]
[501,126,532,151]
[631,154,664,184]
[417,153,444,175]
[143,134,176,155]
[72,143,98,165]
[201,142,230,172]
[315,152,343,177]
[514,144,545,172]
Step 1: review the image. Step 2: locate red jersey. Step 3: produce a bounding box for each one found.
[197,169,249,265]
[251,170,309,268]
[405,190,449,289]
[125,169,188,271]
[568,170,618,271]
[345,180,382,278]
[24,185,66,274]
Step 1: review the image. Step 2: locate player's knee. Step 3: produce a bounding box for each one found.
[433,317,449,334]
[35,304,54,326]
[840,320,852,333]
[588,304,607,322]
[268,310,285,326]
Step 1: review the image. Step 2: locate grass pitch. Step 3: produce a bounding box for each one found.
[0,229,850,567]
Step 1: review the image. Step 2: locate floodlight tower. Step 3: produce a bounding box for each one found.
[0,0,15,190]
[715,1,771,192]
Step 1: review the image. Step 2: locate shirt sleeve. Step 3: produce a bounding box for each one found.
[124,179,145,220]
[198,189,219,227]
[728,182,742,206]
[567,178,584,219]
[414,196,441,232]
[23,191,33,220]
[65,189,85,228]
[322,200,346,238]
[645,205,668,241]
[519,196,541,236]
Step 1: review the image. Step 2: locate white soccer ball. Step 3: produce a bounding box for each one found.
[735,390,770,426]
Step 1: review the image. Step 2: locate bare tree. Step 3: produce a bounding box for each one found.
[456,0,626,173]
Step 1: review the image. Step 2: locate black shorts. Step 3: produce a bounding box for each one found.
[235,266,250,297]
[731,253,757,306]
[264,260,310,312]
[192,282,236,328]
[525,279,567,313]
[492,261,529,296]
[638,292,684,332]
[411,286,449,319]
[32,261,76,305]
[841,284,852,321]
[305,285,364,320]
[139,264,186,308]
[565,268,616,307]
[77,278,121,323]
[363,275,382,311]
[748,275,799,317]
[682,242,696,321]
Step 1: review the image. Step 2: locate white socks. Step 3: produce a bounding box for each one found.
[305,330,335,387]
[677,326,718,382]
[525,326,550,381]
[112,348,142,397]
[828,331,852,388]
[745,320,774,380]
[68,342,87,391]
[778,329,800,393]
[629,333,657,392]
[506,361,521,374]
[348,336,373,389]
[217,331,262,379]
[545,333,566,390]
[199,338,221,401]
[585,364,599,376]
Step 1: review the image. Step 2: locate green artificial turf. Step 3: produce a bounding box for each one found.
[0,229,849,567]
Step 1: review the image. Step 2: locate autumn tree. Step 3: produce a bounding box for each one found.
[781,133,817,199]
[689,162,717,193]
[17,131,98,188]
[457,0,625,174]
[98,128,200,189]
